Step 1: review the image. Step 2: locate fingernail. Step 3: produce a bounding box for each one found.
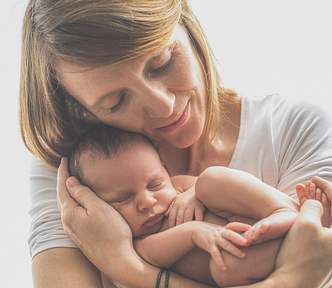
[68,177,80,187]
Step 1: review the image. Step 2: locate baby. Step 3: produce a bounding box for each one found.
[67,125,331,287]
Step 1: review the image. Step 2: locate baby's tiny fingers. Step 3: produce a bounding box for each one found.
[176,209,184,226]
[226,222,251,232]
[168,207,177,228]
[221,228,248,246]
[184,208,195,223]
[194,208,204,222]
[217,238,246,259]
[210,246,227,271]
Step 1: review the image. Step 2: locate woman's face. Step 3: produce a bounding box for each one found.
[57,26,207,149]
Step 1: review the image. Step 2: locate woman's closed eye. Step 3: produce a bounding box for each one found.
[150,56,174,77]
[109,92,127,113]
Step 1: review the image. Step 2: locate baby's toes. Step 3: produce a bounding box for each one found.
[309,183,317,199]
[305,182,312,199]
[296,185,306,205]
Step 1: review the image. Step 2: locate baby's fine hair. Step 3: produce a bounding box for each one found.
[67,124,152,184]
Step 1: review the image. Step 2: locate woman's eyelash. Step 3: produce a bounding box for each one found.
[110,94,126,113]
[152,56,174,76]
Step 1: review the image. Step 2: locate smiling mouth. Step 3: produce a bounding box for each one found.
[156,101,189,133]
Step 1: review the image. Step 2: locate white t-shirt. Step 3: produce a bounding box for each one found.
[28,94,332,258]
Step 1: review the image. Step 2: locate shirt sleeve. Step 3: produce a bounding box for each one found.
[272,97,332,198]
[28,155,77,258]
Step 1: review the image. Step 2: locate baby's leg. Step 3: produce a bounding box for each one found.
[210,238,283,287]
[196,167,298,244]
[296,177,331,227]
[228,208,297,245]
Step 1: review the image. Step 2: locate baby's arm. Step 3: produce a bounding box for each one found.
[134,221,248,271]
[195,167,299,244]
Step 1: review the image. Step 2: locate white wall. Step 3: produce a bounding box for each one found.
[1,1,331,287]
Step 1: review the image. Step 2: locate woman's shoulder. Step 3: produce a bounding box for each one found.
[243,93,331,127]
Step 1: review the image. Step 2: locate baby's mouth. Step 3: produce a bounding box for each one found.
[164,200,175,217]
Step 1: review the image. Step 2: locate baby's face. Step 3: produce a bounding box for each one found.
[82,142,177,237]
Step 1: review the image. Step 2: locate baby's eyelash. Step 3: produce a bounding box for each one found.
[110,94,126,113]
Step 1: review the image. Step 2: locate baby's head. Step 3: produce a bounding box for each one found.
[68,125,177,237]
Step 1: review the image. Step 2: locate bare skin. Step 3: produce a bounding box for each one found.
[296,176,332,228]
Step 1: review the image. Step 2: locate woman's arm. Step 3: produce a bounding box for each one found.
[32,248,106,288]
[29,156,105,287]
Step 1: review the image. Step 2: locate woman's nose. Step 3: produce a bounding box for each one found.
[137,191,157,212]
[140,84,175,118]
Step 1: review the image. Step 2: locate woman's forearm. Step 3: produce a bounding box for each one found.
[32,248,104,288]
[101,246,214,288]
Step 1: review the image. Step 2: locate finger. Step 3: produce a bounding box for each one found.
[305,182,311,199]
[168,207,177,228]
[66,176,105,210]
[221,228,248,246]
[184,208,195,223]
[315,188,322,202]
[57,158,77,212]
[210,246,227,271]
[313,176,332,202]
[218,238,246,259]
[297,199,323,227]
[194,208,204,222]
[296,184,306,203]
[176,209,184,226]
[226,222,251,232]
[309,183,316,198]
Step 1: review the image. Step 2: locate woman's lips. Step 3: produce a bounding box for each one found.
[156,102,189,133]
[144,213,164,228]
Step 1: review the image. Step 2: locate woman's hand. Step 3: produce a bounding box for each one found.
[271,199,332,287]
[57,158,140,285]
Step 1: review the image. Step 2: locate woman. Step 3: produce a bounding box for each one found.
[20,0,332,287]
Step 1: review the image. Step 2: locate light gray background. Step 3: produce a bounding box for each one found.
[1,1,331,287]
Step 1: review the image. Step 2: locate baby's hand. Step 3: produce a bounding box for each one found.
[167,187,206,228]
[192,222,248,271]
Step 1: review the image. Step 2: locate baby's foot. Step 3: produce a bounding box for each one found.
[296,179,331,227]
[243,208,297,245]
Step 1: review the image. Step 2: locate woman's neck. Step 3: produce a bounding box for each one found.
[159,97,242,177]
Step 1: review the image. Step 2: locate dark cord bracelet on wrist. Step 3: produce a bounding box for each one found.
[165,269,169,288]
[156,268,165,288]
[156,268,170,288]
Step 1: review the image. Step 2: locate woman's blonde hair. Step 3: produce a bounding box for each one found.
[19,0,237,167]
